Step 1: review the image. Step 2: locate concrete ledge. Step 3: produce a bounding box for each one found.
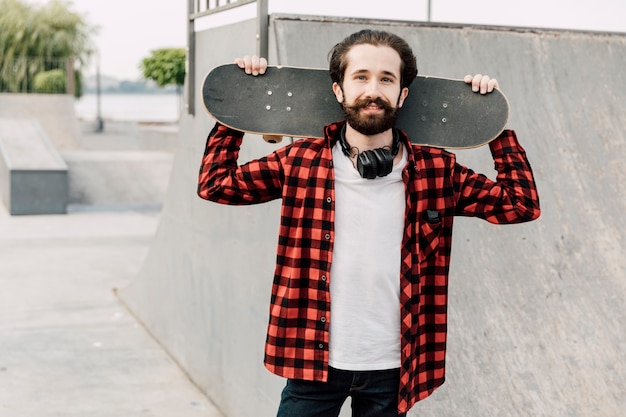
[0,119,68,215]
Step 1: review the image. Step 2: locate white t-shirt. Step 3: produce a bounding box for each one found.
[328,141,407,371]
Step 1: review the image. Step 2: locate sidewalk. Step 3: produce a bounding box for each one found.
[0,206,224,417]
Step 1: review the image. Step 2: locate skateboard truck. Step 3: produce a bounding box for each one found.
[263,135,283,143]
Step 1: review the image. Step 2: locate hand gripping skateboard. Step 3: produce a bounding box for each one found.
[202,64,509,149]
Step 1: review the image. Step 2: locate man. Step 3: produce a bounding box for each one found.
[198,29,540,416]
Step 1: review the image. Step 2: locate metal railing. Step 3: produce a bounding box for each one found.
[186,0,268,115]
[0,56,76,95]
[191,0,257,17]
[184,1,431,115]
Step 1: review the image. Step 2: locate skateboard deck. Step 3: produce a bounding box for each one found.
[202,64,509,149]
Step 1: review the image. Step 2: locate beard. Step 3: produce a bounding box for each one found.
[342,96,399,136]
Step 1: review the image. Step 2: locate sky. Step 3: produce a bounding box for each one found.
[27,0,626,80]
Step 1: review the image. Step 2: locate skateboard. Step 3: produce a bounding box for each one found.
[202,64,509,149]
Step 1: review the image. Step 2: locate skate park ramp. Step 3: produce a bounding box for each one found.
[118,15,625,417]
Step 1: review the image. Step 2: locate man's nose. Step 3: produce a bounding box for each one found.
[363,80,382,98]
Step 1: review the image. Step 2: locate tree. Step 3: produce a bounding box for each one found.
[140,48,186,117]
[0,0,94,95]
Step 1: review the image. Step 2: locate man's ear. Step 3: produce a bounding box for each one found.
[332,82,344,103]
[397,87,409,108]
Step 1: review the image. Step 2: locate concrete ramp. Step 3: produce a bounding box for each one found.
[0,93,81,149]
[119,16,625,417]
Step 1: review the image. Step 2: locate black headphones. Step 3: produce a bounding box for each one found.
[338,124,401,179]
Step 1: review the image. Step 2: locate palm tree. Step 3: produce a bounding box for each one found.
[0,0,94,95]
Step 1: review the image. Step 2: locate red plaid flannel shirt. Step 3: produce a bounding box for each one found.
[198,121,540,413]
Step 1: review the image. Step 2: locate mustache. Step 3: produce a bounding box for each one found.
[347,97,393,112]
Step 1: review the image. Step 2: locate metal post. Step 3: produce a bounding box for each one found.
[187,0,196,116]
[65,58,75,96]
[427,0,432,22]
[257,0,269,58]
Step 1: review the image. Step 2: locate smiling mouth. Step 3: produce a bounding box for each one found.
[358,97,390,111]
[359,100,385,114]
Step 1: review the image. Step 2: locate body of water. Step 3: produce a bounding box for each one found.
[74,93,180,122]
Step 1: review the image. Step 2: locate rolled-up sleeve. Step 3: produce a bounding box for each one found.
[454,129,541,223]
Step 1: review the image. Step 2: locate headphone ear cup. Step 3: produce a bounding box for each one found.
[356,149,394,179]
[372,148,393,177]
[357,151,377,179]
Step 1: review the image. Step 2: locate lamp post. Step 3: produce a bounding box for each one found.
[96,53,104,133]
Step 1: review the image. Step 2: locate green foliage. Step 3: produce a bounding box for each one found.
[0,0,94,94]
[31,68,81,97]
[33,69,66,94]
[140,48,186,88]
[140,48,186,118]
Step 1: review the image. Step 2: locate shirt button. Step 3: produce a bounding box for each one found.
[320,317,326,323]
[324,233,331,240]
[321,275,327,281]
[326,197,332,204]
[318,343,324,349]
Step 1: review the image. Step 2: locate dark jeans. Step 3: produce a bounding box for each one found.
[277,367,406,417]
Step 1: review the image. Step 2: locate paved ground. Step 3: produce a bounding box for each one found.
[0,196,224,416]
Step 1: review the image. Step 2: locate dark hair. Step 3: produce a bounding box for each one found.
[328,29,418,89]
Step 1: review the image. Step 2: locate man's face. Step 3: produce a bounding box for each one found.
[332,44,408,136]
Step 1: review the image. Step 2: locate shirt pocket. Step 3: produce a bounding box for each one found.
[418,209,442,262]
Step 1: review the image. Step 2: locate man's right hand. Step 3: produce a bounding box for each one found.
[234,56,267,76]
